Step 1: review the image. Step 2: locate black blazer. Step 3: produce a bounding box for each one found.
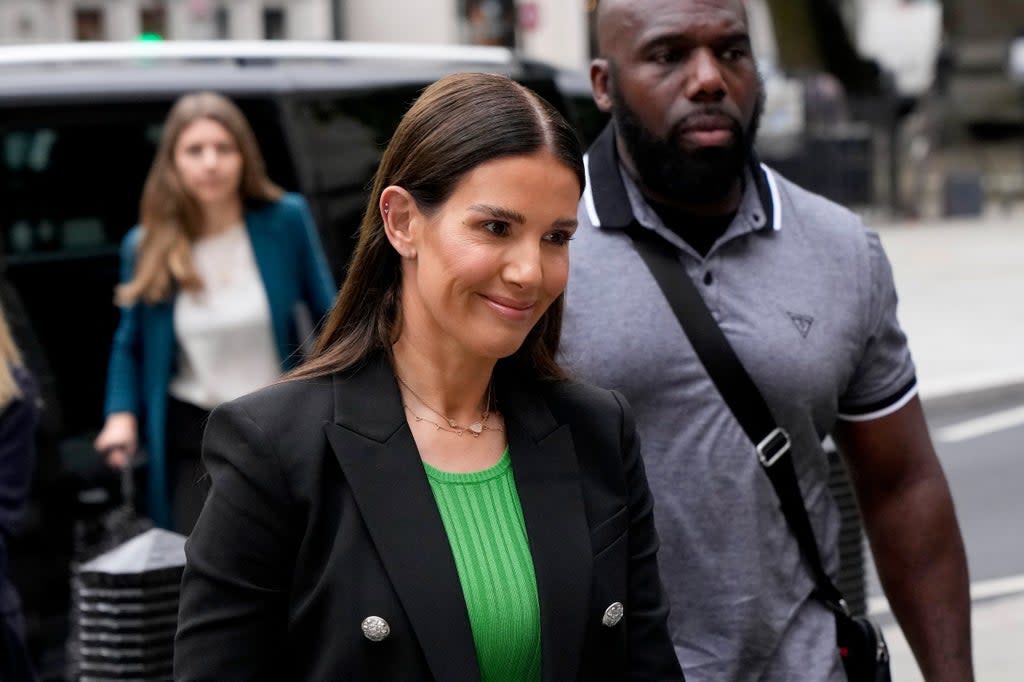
[174,354,683,681]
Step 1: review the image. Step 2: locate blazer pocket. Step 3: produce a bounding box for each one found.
[590,505,629,557]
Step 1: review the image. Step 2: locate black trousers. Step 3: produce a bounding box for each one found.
[165,396,212,535]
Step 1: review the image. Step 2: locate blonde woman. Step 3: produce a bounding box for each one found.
[95,92,336,533]
[0,302,40,682]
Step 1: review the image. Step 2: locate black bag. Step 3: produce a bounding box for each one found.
[836,613,892,682]
[625,223,891,681]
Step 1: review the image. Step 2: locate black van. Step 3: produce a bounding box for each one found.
[0,40,594,677]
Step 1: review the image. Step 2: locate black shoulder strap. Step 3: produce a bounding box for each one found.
[625,223,846,610]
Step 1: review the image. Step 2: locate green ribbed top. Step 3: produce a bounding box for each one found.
[423,448,542,682]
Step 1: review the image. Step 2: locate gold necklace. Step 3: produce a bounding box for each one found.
[396,375,502,438]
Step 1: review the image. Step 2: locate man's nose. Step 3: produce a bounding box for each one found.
[684,48,727,102]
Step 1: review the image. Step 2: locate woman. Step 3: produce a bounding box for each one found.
[95,92,336,533]
[0,302,40,682]
[175,74,683,681]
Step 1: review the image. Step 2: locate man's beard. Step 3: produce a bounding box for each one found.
[611,85,764,206]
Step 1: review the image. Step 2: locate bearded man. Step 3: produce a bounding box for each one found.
[559,1,973,680]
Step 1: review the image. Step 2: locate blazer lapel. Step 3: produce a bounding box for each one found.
[324,356,481,682]
[501,377,591,682]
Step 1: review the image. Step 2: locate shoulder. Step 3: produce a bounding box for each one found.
[120,225,143,256]
[770,164,864,228]
[764,164,878,264]
[213,376,334,446]
[220,375,333,422]
[250,192,308,220]
[542,379,627,427]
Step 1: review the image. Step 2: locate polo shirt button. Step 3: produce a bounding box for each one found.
[752,212,764,225]
[703,271,713,286]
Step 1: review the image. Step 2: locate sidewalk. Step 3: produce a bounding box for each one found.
[882,594,1024,681]
[868,207,1024,679]
[873,207,1024,403]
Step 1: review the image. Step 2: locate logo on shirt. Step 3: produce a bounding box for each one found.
[787,312,814,338]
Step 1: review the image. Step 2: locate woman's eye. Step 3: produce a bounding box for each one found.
[482,220,510,236]
[544,230,575,246]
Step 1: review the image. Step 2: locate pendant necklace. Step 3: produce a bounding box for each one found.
[396,375,502,438]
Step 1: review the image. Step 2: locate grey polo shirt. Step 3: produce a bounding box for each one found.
[559,126,917,682]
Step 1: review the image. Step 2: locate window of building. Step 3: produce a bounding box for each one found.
[74,8,104,41]
[263,7,286,40]
[214,5,230,39]
[140,2,167,40]
[460,0,516,48]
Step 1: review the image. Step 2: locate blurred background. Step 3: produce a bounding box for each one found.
[2,0,1024,218]
[1,1,1022,680]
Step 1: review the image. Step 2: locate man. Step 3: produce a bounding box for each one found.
[559,0,973,680]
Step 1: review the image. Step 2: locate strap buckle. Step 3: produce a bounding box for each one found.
[756,427,791,467]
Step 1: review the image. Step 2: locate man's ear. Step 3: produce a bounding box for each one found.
[380,186,419,260]
[591,58,613,113]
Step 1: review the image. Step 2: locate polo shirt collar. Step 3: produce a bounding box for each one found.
[583,122,781,234]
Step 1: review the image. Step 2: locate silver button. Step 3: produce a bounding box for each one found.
[361,615,391,642]
[602,601,624,627]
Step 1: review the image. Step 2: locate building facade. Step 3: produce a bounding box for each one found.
[0,0,590,70]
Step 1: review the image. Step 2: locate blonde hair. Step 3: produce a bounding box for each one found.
[116,91,283,306]
[0,301,25,410]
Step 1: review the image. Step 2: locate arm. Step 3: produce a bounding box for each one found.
[174,401,293,681]
[613,391,685,681]
[102,229,144,419]
[289,194,337,321]
[96,230,144,464]
[833,397,972,682]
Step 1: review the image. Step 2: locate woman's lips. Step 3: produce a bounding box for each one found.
[481,294,536,321]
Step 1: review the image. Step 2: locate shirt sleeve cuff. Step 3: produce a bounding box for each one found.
[836,377,918,422]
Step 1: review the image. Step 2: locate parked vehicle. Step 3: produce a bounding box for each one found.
[0,40,577,678]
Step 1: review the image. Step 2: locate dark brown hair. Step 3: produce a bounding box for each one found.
[117,91,283,305]
[288,72,584,383]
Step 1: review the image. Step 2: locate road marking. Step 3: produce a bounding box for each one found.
[935,404,1024,443]
[869,574,1024,616]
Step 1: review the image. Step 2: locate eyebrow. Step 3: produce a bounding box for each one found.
[642,29,750,51]
[469,204,526,224]
[469,204,578,230]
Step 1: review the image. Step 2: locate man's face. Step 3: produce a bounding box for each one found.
[593,0,764,206]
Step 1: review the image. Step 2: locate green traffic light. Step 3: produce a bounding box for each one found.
[137,32,163,42]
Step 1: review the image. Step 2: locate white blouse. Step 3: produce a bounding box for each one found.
[168,225,281,410]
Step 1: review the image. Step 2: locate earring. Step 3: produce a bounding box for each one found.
[383,203,390,214]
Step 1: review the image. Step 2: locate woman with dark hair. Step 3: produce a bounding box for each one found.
[95,92,336,533]
[175,73,683,681]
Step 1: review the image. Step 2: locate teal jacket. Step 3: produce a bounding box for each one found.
[103,193,336,529]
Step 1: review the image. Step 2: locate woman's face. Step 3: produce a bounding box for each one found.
[173,117,244,207]
[400,151,580,362]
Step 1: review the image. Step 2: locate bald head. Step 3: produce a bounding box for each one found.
[595,0,748,58]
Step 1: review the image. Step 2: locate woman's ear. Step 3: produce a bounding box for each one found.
[380,186,418,260]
